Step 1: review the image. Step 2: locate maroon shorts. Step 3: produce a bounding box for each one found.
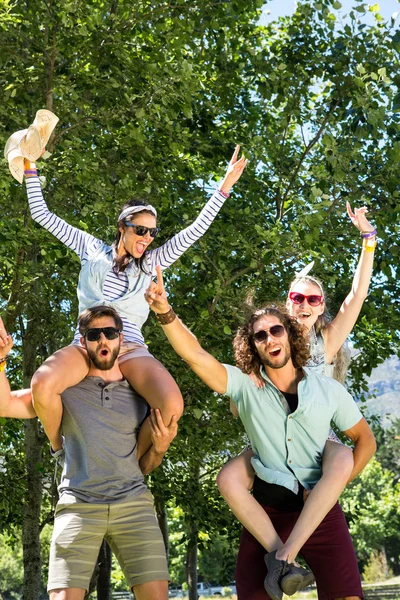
[236,502,363,600]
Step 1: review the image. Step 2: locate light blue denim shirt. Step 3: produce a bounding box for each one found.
[77,242,152,329]
[224,365,362,493]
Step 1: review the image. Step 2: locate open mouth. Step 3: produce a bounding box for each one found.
[297,312,311,319]
[99,348,109,357]
[136,242,147,254]
[269,347,281,357]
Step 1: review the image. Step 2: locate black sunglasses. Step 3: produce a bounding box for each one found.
[84,327,121,342]
[123,222,160,238]
[253,324,285,343]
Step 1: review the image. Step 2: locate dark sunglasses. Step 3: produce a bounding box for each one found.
[84,327,121,342]
[253,324,285,343]
[289,292,324,307]
[123,222,160,238]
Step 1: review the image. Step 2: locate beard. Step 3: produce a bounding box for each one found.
[86,343,120,370]
[259,342,291,370]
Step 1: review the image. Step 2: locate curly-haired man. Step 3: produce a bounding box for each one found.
[144,267,376,600]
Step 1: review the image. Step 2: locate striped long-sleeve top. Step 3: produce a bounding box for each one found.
[26,176,229,345]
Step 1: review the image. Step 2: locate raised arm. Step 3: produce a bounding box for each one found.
[149,146,248,273]
[0,317,36,419]
[323,203,376,363]
[24,159,101,261]
[145,267,228,394]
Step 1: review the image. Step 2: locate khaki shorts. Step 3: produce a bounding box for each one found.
[118,342,154,364]
[47,491,169,592]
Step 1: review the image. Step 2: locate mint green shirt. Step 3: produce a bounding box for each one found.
[224,365,362,493]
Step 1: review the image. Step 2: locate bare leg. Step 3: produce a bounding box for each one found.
[217,442,354,562]
[217,450,284,552]
[31,346,90,451]
[49,589,85,600]
[119,356,184,459]
[133,580,168,600]
[276,441,354,562]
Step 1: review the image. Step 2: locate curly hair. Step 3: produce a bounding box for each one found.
[289,275,351,383]
[233,304,310,376]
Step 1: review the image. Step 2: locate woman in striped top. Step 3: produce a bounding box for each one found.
[24,147,247,456]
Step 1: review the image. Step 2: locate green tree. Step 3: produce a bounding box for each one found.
[341,458,400,574]
[374,418,400,481]
[1,0,399,596]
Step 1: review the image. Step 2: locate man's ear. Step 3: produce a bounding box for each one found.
[120,333,124,343]
[80,336,86,348]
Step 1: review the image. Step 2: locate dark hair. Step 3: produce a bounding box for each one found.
[233,303,310,375]
[112,199,156,275]
[78,305,123,336]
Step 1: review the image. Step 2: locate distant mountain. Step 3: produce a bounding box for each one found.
[362,356,400,428]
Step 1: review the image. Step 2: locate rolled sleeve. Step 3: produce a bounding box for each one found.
[331,383,363,431]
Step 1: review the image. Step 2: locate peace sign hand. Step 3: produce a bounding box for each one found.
[219,145,248,194]
[346,202,375,234]
[145,266,171,314]
[0,316,13,360]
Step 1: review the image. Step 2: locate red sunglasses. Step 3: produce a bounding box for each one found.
[289,292,324,307]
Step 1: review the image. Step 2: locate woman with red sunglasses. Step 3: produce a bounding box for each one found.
[22,146,247,458]
[217,203,377,595]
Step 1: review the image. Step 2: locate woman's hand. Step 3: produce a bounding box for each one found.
[145,266,171,314]
[0,317,13,360]
[346,202,375,235]
[219,145,248,194]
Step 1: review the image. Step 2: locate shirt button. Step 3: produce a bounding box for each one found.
[105,396,110,401]
[98,383,103,387]
[288,438,291,442]
[289,460,292,463]
[289,416,292,419]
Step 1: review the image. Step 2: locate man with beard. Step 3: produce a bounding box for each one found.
[0,307,175,600]
[144,268,376,600]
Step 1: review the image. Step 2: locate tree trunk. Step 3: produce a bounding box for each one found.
[85,540,112,600]
[21,255,46,600]
[186,522,199,600]
[97,541,112,600]
[154,493,169,557]
[22,419,44,600]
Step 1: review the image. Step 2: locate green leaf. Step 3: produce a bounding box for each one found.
[392,92,400,112]
[311,186,323,197]
[193,408,203,419]
[223,325,232,335]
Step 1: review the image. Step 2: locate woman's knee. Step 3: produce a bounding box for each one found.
[216,463,235,495]
[216,458,252,496]
[322,442,354,480]
[31,366,58,401]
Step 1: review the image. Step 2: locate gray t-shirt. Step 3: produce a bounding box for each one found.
[58,376,148,504]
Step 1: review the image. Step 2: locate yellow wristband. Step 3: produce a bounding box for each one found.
[363,238,377,252]
[0,360,6,373]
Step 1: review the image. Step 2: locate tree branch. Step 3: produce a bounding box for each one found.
[278,97,342,220]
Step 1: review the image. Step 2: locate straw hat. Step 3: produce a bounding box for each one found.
[4,109,59,183]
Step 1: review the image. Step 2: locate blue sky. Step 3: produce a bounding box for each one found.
[259,0,400,24]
